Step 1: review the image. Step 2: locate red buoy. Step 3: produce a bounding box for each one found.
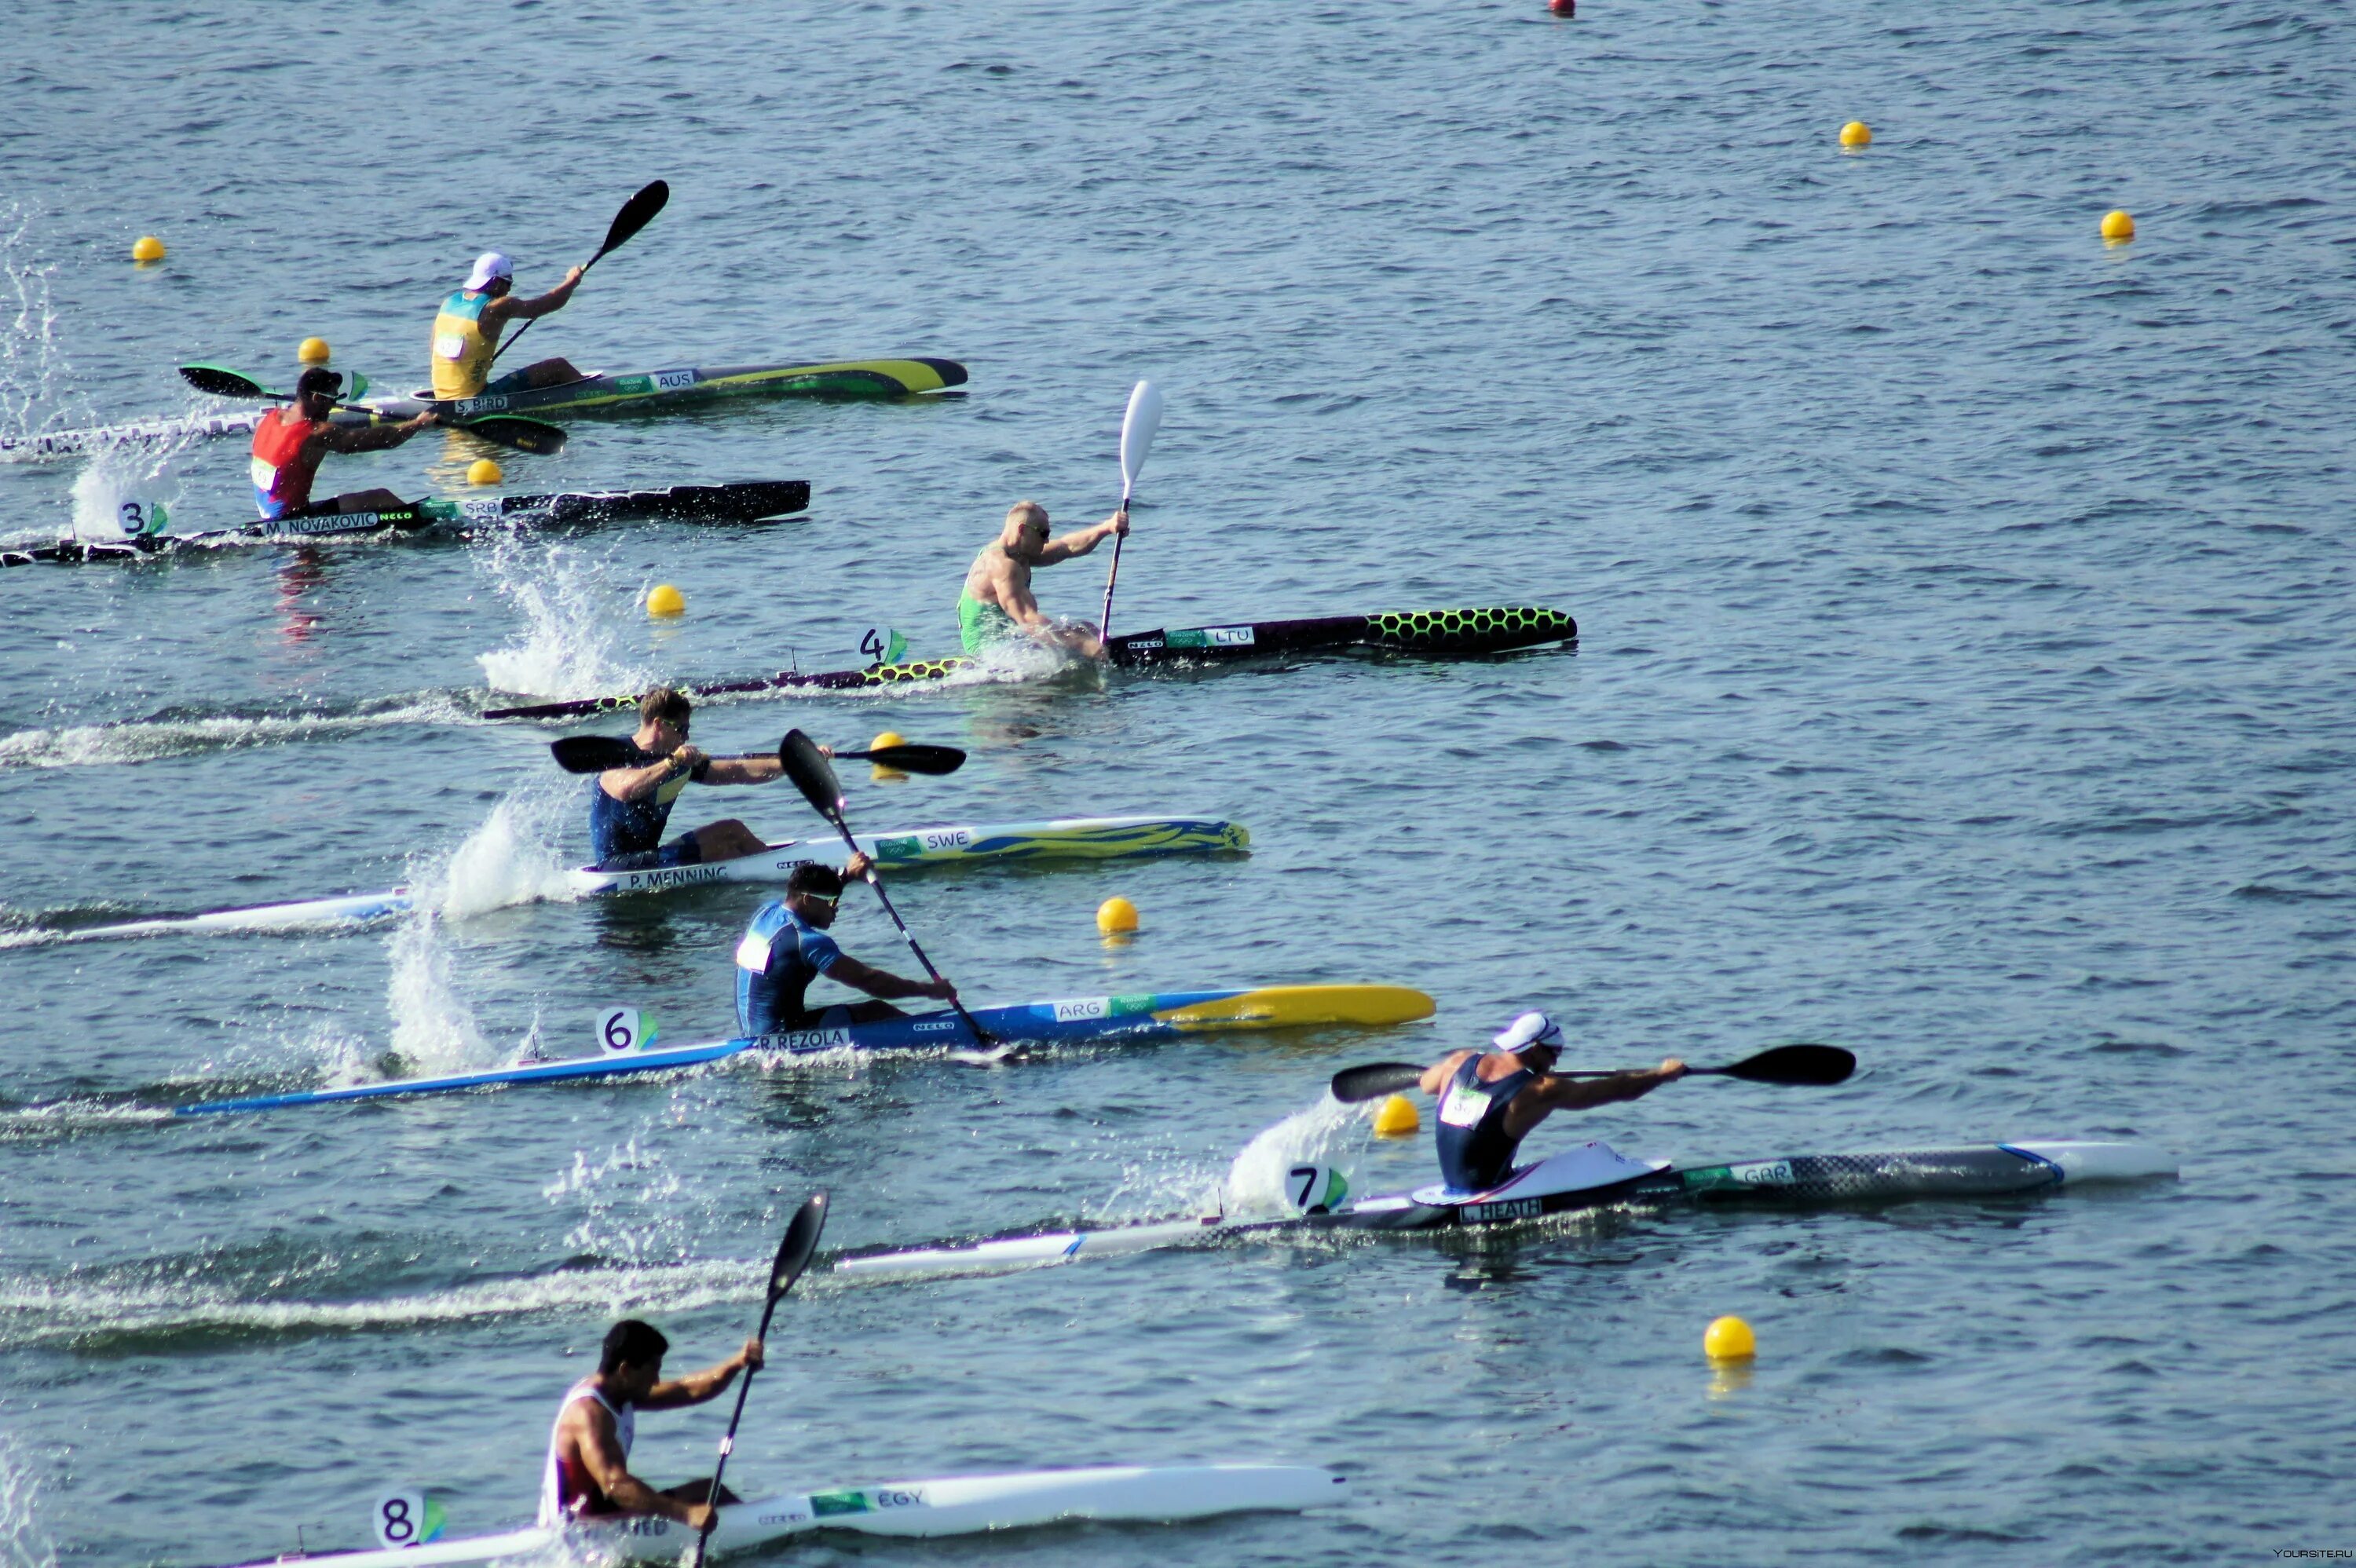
[1549,0,1575,13]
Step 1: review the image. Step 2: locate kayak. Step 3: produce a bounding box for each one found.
[210,1464,1343,1568]
[0,481,807,568]
[41,814,1248,944]
[483,605,1580,722]
[0,357,966,462]
[359,357,968,422]
[172,985,1435,1117]
[835,1139,2179,1282]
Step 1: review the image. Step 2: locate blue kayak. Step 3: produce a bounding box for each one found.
[174,985,1434,1117]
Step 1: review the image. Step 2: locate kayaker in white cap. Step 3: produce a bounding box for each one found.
[429,250,586,401]
[1414,1011,1685,1194]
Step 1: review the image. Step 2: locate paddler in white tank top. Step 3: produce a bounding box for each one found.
[540,1319,764,1528]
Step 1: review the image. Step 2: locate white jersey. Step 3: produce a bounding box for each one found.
[539,1378,635,1526]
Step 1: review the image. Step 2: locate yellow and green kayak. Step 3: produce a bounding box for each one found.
[358,357,966,422]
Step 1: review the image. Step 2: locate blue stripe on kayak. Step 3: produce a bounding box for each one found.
[173,991,1249,1117]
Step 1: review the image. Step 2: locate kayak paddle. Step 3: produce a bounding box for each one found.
[177,364,568,455]
[1096,378,1165,641]
[492,179,670,367]
[550,733,965,777]
[682,1191,828,1568]
[1330,1044,1857,1105]
[777,728,993,1048]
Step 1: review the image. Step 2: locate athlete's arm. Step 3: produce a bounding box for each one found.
[826,953,958,1003]
[699,755,782,785]
[601,747,708,802]
[1418,1049,1477,1096]
[1505,1058,1685,1138]
[988,557,1051,628]
[313,411,439,455]
[1035,508,1127,565]
[641,1339,763,1411]
[496,267,586,323]
[569,1405,694,1522]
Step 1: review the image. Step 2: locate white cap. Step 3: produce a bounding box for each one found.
[1493,1010,1564,1055]
[463,251,514,291]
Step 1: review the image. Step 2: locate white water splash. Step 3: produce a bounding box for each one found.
[419,790,579,921]
[0,206,81,455]
[0,1434,56,1568]
[544,1139,694,1267]
[474,539,653,698]
[1223,1098,1370,1219]
[382,910,498,1076]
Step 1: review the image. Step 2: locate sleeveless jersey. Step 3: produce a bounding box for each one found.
[735,901,842,1035]
[430,288,498,400]
[1435,1053,1538,1194]
[540,1379,634,1525]
[248,406,327,518]
[587,752,704,864]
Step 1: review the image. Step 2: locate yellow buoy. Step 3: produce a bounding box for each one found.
[1096,896,1140,935]
[1839,120,1871,149]
[465,457,503,487]
[2102,209,2136,243]
[130,235,166,264]
[869,730,906,751]
[646,583,686,618]
[1704,1314,1757,1361]
[1371,1094,1420,1138]
[297,337,331,364]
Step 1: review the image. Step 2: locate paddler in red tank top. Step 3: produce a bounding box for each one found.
[249,367,440,520]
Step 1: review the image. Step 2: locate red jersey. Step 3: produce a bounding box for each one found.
[249,406,327,517]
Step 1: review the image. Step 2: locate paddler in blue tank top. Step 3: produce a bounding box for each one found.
[957,499,1129,656]
[736,862,960,1036]
[1417,1011,1686,1195]
[430,251,587,402]
[590,687,791,870]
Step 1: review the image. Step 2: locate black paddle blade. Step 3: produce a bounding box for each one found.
[460,415,568,455]
[1330,1062,1426,1105]
[180,364,269,398]
[846,742,966,776]
[769,1191,829,1299]
[550,735,638,773]
[1710,1044,1856,1087]
[779,729,845,819]
[600,181,671,259]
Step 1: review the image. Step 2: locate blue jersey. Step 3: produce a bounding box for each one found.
[1434,1053,1538,1194]
[735,901,842,1035]
[587,751,705,866]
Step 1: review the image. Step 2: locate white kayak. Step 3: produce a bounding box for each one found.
[211,1464,1344,1567]
[837,1140,2180,1283]
[42,814,1247,944]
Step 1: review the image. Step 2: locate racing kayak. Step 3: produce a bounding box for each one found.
[0,358,967,462]
[210,1464,1343,1568]
[0,481,807,567]
[484,605,1579,721]
[358,356,968,421]
[173,985,1434,1117]
[40,814,1247,944]
[835,1139,2180,1282]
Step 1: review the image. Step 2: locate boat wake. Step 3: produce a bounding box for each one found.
[0,693,477,772]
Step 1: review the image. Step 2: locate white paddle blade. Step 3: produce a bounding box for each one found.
[1119,380,1165,497]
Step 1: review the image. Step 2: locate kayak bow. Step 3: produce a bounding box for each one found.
[484,605,1579,721]
[172,985,1434,1116]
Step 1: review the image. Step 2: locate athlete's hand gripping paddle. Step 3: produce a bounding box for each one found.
[549,733,965,777]
[1329,1044,1857,1105]
[777,729,994,1048]
[682,1193,827,1568]
[177,364,567,455]
[1096,379,1165,641]
[492,179,670,367]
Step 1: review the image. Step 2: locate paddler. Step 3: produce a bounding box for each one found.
[540,1320,760,1528]
[1418,1011,1686,1193]
[957,500,1129,657]
[736,862,960,1034]
[248,368,439,520]
[591,688,788,869]
[430,251,586,401]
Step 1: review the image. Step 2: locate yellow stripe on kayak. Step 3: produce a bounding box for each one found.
[701,360,963,395]
[1156,985,1436,1031]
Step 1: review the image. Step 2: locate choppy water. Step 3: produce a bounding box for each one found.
[3,0,2353,1563]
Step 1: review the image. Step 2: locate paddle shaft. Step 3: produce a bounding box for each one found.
[494,181,668,367]
[815,812,994,1047]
